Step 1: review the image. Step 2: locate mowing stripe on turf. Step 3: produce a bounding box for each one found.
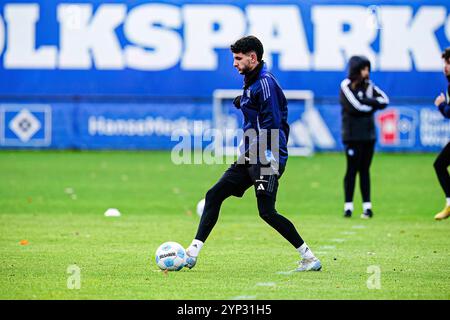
[318,245,336,250]
[255,282,276,287]
[274,225,361,275]
[275,271,294,275]
[341,231,356,235]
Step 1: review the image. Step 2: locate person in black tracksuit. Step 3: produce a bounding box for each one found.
[340,56,389,219]
[433,47,450,221]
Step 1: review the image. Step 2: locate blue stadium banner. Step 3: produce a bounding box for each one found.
[0,0,450,98]
[1,102,449,152]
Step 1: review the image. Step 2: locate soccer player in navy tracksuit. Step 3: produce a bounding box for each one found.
[340,56,389,219]
[433,47,450,221]
[184,36,321,272]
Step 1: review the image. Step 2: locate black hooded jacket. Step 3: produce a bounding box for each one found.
[340,56,389,142]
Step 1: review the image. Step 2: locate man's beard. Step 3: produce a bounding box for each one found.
[240,64,252,75]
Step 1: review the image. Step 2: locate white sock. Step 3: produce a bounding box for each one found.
[187,239,204,257]
[446,198,450,206]
[297,243,315,260]
[344,202,354,212]
[363,202,372,212]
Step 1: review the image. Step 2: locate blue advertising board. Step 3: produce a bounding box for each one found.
[2,102,449,152]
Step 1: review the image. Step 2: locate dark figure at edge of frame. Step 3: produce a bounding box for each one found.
[433,47,450,221]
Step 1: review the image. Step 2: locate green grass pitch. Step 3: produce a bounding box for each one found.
[0,151,449,299]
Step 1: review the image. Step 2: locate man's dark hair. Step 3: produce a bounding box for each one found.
[442,47,450,62]
[230,36,264,62]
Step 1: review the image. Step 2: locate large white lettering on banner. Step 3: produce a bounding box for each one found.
[0,2,448,71]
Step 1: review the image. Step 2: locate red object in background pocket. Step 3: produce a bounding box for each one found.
[377,110,398,145]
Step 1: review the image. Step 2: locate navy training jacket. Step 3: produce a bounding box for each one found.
[238,63,289,166]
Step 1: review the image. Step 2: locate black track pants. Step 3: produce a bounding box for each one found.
[434,142,450,198]
[195,163,304,249]
[344,141,375,203]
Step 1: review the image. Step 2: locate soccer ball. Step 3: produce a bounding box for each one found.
[155,242,186,271]
[196,198,205,217]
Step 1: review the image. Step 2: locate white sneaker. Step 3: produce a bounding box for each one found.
[184,249,197,269]
[295,258,322,272]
